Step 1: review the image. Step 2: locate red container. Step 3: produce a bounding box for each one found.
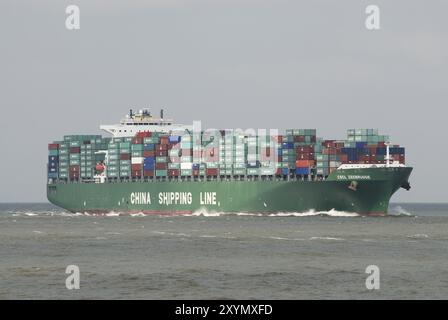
[156,144,168,151]
[48,143,59,150]
[136,131,151,138]
[170,156,180,163]
[296,153,314,160]
[131,164,142,171]
[168,169,180,176]
[272,135,283,143]
[261,147,271,156]
[69,173,79,180]
[193,151,202,158]
[296,146,313,153]
[156,163,167,170]
[276,168,283,175]
[69,165,80,172]
[296,160,313,167]
[120,153,131,161]
[193,169,200,176]
[70,147,81,154]
[181,149,192,156]
[160,137,169,145]
[143,170,154,177]
[132,137,143,145]
[294,135,305,143]
[132,170,142,178]
[143,150,155,157]
[206,168,218,176]
[156,150,167,157]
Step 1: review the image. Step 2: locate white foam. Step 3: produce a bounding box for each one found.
[310,236,345,241]
[130,212,146,217]
[407,234,429,239]
[390,205,413,216]
[191,208,359,218]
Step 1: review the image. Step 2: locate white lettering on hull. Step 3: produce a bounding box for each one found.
[130,192,152,205]
[200,192,217,205]
[158,192,193,206]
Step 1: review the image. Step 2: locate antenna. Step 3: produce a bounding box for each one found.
[160,109,164,120]
[385,141,392,167]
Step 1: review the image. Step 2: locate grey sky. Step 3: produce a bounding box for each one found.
[0,0,447,202]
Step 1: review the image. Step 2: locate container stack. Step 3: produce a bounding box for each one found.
[48,128,406,182]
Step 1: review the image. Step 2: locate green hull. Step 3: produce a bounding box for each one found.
[47,167,412,215]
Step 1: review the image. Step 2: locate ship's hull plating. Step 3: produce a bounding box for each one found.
[47,167,412,215]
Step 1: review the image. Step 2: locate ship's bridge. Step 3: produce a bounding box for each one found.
[100,108,193,137]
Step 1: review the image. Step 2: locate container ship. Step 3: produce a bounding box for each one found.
[47,109,412,215]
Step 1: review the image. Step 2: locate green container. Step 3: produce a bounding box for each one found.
[59,173,68,178]
[59,161,69,168]
[108,160,119,166]
[120,171,130,177]
[156,157,167,163]
[119,142,131,149]
[59,167,68,173]
[131,144,143,151]
[120,160,131,166]
[233,168,246,175]
[70,159,80,166]
[109,154,119,160]
[247,168,260,175]
[48,150,59,156]
[107,172,119,178]
[69,141,81,147]
[132,151,143,157]
[206,162,218,168]
[181,169,192,176]
[168,163,180,169]
[143,137,158,144]
[156,170,167,177]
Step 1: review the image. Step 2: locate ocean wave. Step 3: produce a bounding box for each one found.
[3,208,360,218]
[309,236,345,241]
[191,208,359,218]
[389,205,414,217]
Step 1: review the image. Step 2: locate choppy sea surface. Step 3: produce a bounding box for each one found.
[0,203,447,299]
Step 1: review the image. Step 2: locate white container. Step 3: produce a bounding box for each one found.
[131,157,144,164]
[181,162,193,170]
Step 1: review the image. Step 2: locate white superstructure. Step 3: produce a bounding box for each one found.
[100,108,193,137]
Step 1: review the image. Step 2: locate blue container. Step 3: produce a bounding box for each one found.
[281,168,289,175]
[48,172,58,179]
[144,143,155,151]
[48,166,58,173]
[144,156,155,162]
[356,142,367,148]
[348,154,358,161]
[281,142,294,149]
[169,136,181,144]
[193,164,200,170]
[144,163,154,170]
[277,149,282,155]
[48,155,59,162]
[295,167,310,175]
[356,147,367,154]
[376,147,386,155]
